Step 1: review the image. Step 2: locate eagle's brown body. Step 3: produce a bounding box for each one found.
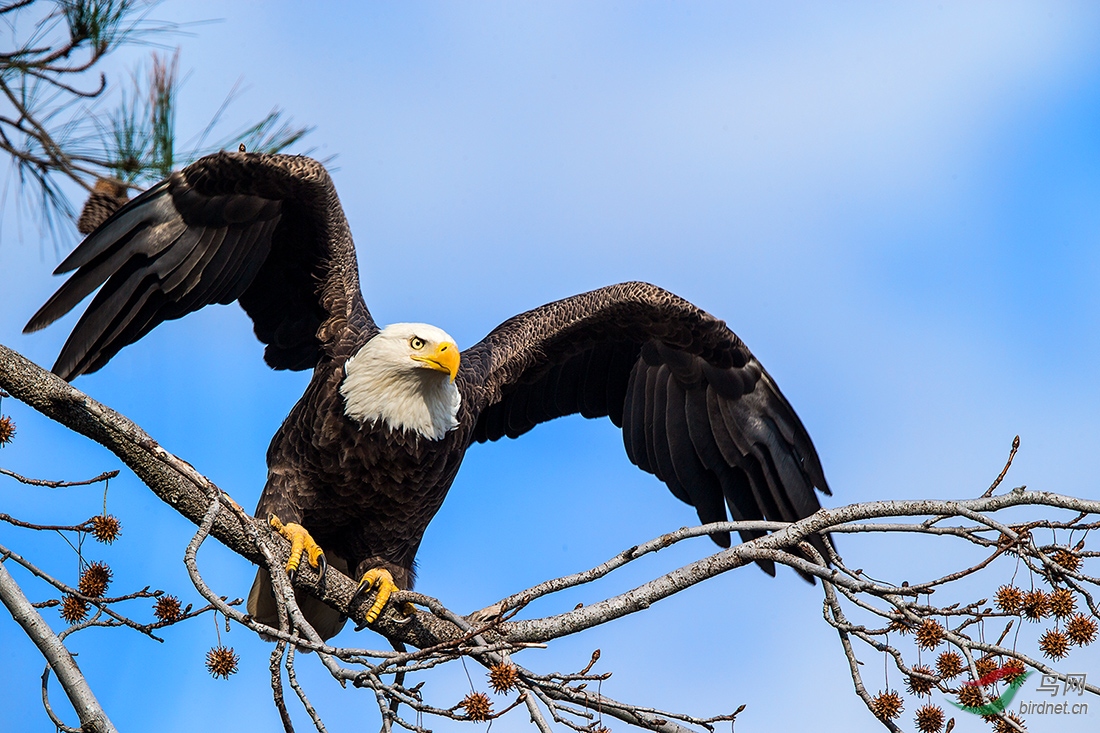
[261,358,468,590]
[27,152,832,640]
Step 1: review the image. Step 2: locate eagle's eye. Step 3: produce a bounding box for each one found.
[409,337,426,350]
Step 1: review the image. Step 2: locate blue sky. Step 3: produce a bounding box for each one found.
[3,2,1100,731]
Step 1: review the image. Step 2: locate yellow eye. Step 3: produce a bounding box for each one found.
[410,337,426,350]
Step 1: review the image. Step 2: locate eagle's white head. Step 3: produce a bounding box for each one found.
[340,323,462,440]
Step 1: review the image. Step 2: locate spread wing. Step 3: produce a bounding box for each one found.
[458,282,830,574]
[24,152,376,379]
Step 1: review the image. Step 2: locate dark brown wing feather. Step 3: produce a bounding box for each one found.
[458,282,830,575]
[24,152,376,379]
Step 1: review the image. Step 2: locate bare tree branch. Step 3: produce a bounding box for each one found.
[0,556,117,733]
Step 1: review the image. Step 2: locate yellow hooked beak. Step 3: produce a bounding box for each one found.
[411,341,460,382]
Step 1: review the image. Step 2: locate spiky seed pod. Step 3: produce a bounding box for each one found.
[205,645,239,679]
[915,703,946,733]
[1039,629,1070,660]
[995,585,1024,615]
[993,712,1027,733]
[153,595,183,623]
[487,663,518,694]
[1022,590,1049,621]
[1002,658,1027,683]
[870,690,903,721]
[887,612,913,634]
[936,651,965,679]
[916,619,945,650]
[957,683,985,709]
[1048,588,1076,618]
[1051,549,1080,574]
[0,415,15,446]
[59,595,89,624]
[906,665,936,696]
[460,692,492,722]
[975,655,998,679]
[1066,614,1098,646]
[90,514,122,544]
[1000,528,1031,555]
[78,562,111,598]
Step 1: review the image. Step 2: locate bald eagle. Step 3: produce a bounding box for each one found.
[26,152,830,639]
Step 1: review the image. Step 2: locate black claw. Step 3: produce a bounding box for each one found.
[349,581,368,608]
[287,568,297,585]
[317,554,327,581]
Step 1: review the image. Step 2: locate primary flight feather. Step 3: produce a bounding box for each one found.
[26,152,831,639]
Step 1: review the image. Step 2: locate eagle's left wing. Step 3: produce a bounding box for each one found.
[457,282,830,574]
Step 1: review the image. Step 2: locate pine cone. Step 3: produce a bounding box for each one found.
[77,178,129,234]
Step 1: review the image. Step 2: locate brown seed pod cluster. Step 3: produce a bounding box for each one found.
[993,711,1028,733]
[59,595,89,624]
[1002,658,1027,683]
[1051,548,1081,574]
[0,415,14,446]
[914,703,945,733]
[905,665,936,696]
[154,595,183,623]
[1000,527,1032,555]
[1022,589,1049,621]
[78,561,111,598]
[460,691,492,722]
[956,683,985,709]
[887,612,913,635]
[1066,614,1098,646]
[90,514,122,544]
[1039,629,1070,660]
[936,651,965,679]
[1048,588,1076,619]
[870,690,903,720]
[975,655,998,679]
[487,663,518,694]
[205,645,239,679]
[995,585,1024,614]
[915,619,944,650]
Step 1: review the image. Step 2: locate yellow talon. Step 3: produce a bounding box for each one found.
[355,568,399,624]
[269,515,326,580]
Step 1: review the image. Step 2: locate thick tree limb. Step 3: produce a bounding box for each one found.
[0,556,117,733]
[0,342,463,646]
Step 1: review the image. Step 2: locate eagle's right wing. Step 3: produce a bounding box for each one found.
[25,152,376,379]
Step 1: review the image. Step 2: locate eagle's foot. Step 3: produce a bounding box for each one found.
[352,568,403,624]
[269,515,327,583]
